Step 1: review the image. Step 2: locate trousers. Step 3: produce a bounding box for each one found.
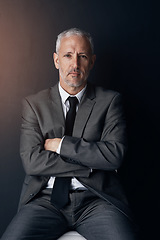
[1,189,138,240]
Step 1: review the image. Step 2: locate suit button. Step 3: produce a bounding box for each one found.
[30,193,35,197]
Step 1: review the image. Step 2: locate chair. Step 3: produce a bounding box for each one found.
[58,231,86,240]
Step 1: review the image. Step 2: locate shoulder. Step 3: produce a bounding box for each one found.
[96,86,119,98]
[24,88,51,103]
[88,82,121,102]
[23,84,58,105]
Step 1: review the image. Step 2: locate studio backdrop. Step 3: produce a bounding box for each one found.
[0,0,159,239]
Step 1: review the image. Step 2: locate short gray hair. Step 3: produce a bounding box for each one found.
[56,28,94,54]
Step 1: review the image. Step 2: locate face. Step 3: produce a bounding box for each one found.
[54,35,96,94]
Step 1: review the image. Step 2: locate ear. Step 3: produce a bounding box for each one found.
[53,52,59,69]
[90,54,96,70]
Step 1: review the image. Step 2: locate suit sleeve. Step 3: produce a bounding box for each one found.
[20,98,91,177]
[60,93,128,171]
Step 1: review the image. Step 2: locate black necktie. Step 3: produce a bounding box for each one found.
[51,96,78,209]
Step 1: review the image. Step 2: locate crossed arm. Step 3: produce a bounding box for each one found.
[20,93,127,177]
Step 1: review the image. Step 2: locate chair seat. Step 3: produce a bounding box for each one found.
[57,231,86,240]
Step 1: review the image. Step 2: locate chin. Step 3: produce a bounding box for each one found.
[65,79,86,88]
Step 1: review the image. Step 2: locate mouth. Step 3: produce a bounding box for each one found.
[68,72,81,78]
[68,68,81,76]
[69,72,80,75]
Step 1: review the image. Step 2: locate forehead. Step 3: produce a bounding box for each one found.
[59,35,92,53]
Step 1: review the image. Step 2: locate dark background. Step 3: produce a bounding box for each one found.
[0,0,159,239]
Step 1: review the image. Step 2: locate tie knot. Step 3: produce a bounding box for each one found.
[68,96,78,108]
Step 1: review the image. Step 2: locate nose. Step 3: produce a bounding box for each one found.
[72,55,79,69]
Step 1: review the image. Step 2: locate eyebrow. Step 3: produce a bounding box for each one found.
[64,51,73,54]
[63,51,89,55]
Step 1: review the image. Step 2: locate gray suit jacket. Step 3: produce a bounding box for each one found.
[19,82,131,219]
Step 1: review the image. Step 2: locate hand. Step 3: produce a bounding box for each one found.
[44,138,61,152]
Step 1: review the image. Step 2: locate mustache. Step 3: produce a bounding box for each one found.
[68,68,82,74]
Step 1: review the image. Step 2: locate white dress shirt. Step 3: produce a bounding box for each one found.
[46,82,87,190]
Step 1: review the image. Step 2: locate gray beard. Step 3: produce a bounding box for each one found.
[59,68,89,88]
[63,78,87,88]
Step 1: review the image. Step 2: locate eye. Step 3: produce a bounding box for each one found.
[79,55,87,59]
[64,54,72,58]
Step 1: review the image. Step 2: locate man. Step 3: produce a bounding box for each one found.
[2,28,137,239]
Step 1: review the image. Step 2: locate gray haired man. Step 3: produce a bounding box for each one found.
[1,28,138,240]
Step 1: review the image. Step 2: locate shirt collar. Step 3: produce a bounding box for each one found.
[58,82,87,104]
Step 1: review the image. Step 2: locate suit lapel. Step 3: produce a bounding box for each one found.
[49,84,65,138]
[73,83,96,138]
[49,83,96,138]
